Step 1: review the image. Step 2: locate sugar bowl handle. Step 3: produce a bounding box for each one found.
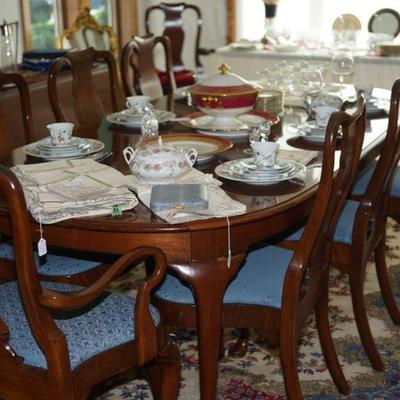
[123,146,136,166]
[185,148,198,166]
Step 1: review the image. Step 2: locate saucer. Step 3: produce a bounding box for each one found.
[121,109,144,119]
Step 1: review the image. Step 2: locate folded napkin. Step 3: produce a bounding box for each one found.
[124,169,247,224]
[12,159,138,224]
[277,149,319,165]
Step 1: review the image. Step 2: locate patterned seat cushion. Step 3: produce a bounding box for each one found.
[0,281,160,370]
[155,245,294,309]
[0,242,102,276]
[284,200,359,245]
[351,160,400,198]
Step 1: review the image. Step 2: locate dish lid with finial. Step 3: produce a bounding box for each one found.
[189,64,259,97]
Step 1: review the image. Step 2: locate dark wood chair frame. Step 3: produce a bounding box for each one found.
[48,47,120,128]
[121,34,176,99]
[153,94,366,399]
[144,2,214,74]
[0,71,35,146]
[0,166,180,400]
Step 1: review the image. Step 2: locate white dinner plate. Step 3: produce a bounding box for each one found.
[107,109,176,127]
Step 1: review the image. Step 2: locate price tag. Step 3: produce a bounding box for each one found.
[112,204,123,217]
[37,238,47,256]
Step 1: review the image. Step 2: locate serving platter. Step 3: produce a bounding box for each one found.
[180,110,279,138]
[140,133,233,163]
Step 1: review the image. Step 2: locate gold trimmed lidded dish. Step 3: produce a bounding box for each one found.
[188,63,260,127]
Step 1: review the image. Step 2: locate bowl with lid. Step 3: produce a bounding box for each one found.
[188,63,260,126]
[123,137,198,183]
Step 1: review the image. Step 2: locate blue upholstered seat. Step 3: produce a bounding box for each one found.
[0,242,102,276]
[351,160,400,198]
[284,200,359,245]
[0,281,160,369]
[156,246,294,310]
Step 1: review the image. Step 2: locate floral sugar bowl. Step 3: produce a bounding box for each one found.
[123,137,198,183]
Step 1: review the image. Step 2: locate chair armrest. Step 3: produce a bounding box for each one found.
[38,246,166,311]
[198,47,215,56]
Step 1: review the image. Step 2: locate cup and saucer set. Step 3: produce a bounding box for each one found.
[215,141,305,185]
[23,123,105,160]
[107,95,176,127]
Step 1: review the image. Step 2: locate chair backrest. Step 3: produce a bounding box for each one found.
[358,79,400,224]
[57,7,118,58]
[145,2,204,73]
[48,47,120,128]
[0,71,35,163]
[283,93,366,312]
[121,34,176,100]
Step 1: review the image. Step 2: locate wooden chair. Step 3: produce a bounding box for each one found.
[0,71,35,153]
[48,47,121,135]
[0,71,111,287]
[152,94,366,399]
[121,34,176,100]
[0,166,180,400]
[144,2,214,88]
[57,7,118,58]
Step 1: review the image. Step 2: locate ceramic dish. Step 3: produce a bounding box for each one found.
[274,43,299,53]
[215,158,305,185]
[140,133,233,163]
[368,8,400,38]
[229,40,258,51]
[24,138,104,160]
[332,14,361,31]
[107,110,176,127]
[180,110,279,138]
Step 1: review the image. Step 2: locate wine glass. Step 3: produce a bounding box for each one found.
[331,52,355,96]
[244,121,272,154]
[298,67,325,116]
[137,104,159,147]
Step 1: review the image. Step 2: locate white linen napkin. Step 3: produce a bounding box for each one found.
[124,169,247,224]
[12,159,138,224]
[277,149,319,165]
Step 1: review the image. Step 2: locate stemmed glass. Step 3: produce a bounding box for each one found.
[244,121,272,154]
[298,67,325,117]
[330,52,355,96]
[137,104,159,147]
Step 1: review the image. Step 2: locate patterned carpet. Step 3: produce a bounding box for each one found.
[92,220,400,400]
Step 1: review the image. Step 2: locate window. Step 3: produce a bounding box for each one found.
[90,0,112,26]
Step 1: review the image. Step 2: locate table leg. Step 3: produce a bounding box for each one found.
[171,254,246,400]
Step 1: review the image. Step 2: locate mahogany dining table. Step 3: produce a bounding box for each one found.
[0,92,390,400]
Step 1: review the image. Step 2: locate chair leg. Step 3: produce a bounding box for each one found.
[315,279,350,394]
[228,328,250,357]
[279,323,303,400]
[145,341,181,400]
[349,267,385,371]
[375,238,400,325]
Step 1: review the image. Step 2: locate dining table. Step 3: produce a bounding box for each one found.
[0,90,390,400]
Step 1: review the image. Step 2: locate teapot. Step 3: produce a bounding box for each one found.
[123,137,198,183]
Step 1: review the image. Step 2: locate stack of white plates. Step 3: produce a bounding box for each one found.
[215,158,306,185]
[297,121,327,142]
[23,137,105,160]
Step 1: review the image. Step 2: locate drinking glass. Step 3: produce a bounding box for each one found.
[244,121,272,154]
[137,104,159,147]
[298,67,325,116]
[331,52,354,95]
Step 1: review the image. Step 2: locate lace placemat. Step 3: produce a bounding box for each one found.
[124,169,247,224]
[12,159,138,224]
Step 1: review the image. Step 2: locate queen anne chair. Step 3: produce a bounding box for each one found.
[57,7,118,58]
[145,2,214,88]
[0,70,112,286]
[0,166,181,399]
[121,34,176,100]
[152,94,366,399]
[48,47,121,135]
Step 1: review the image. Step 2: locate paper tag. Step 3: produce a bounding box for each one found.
[112,204,123,217]
[37,238,47,256]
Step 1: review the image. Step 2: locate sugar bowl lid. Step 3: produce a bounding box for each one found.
[189,64,258,95]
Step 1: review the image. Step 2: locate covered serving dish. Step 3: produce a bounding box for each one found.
[123,137,198,183]
[188,63,260,126]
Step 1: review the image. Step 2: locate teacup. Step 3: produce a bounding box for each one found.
[251,141,279,168]
[313,106,337,128]
[355,84,374,102]
[47,122,74,145]
[125,95,150,115]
